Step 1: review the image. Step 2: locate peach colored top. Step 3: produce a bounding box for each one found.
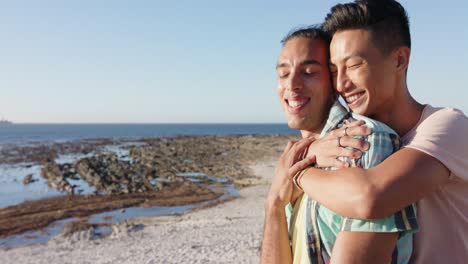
[402,105,468,263]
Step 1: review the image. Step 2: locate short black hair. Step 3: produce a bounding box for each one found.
[322,0,411,55]
[281,25,331,47]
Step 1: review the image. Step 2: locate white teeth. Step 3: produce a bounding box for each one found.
[288,100,306,107]
[345,93,363,103]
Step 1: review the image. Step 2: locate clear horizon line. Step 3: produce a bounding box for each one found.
[6,122,289,125]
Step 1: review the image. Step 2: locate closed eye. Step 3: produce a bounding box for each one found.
[304,68,319,76]
[304,71,319,76]
[347,62,363,69]
[277,70,289,79]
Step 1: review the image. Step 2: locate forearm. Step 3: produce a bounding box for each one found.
[300,167,380,219]
[300,148,451,219]
[261,205,293,264]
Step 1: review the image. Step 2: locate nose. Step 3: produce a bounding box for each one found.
[287,71,303,91]
[335,70,351,94]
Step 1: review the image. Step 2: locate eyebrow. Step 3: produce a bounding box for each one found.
[276,59,321,69]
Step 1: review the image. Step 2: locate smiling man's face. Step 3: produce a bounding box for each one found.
[277,37,333,134]
[330,29,397,117]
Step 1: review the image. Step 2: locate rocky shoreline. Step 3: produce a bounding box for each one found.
[0,161,279,263]
[0,135,296,243]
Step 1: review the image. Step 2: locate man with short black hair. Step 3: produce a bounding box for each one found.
[290,1,468,263]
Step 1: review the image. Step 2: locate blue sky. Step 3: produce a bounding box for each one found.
[1,0,467,123]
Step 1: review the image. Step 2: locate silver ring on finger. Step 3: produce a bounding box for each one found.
[343,126,348,137]
[337,136,343,148]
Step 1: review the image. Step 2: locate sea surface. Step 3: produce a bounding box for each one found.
[0,124,298,145]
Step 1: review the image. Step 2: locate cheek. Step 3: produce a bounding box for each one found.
[277,85,285,102]
[350,70,372,91]
[303,77,324,91]
[277,78,288,92]
[370,73,392,99]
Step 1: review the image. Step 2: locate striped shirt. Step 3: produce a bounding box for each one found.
[286,101,419,264]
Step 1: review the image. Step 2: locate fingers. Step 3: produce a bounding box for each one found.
[289,156,316,177]
[344,126,372,137]
[335,160,350,168]
[285,140,297,150]
[343,120,365,127]
[300,137,315,160]
[289,138,315,163]
[280,138,314,167]
[338,136,370,151]
[299,146,309,160]
[334,146,361,159]
[322,158,350,169]
[283,140,297,153]
[327,122,372,139]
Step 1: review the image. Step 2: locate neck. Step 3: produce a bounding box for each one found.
[300,129,321,139]
[299,98,334,139]
[372,84,424,136]
[301,115,328,139]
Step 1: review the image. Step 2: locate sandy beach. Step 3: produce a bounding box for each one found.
[0,160,276,263]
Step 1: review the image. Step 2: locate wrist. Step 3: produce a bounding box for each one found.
[264,198,287,215]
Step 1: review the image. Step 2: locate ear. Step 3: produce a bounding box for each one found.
[393,46,410,73]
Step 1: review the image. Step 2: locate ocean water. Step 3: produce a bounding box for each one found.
[0,124,298,145]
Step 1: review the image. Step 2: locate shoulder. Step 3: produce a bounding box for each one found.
[403,106,468,179]
[426,105,466,118]
[405,105,468,144]
[416,105,467,133]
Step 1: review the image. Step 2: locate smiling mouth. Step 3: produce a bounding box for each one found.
[285,97,310,113]
[344,92,365,104]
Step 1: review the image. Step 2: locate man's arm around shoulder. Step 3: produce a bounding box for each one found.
[301,148,449,219]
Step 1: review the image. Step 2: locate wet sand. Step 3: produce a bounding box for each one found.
[0,160,277,263]
[0,182,220,238]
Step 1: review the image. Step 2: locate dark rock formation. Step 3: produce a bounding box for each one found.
[40,161,74,194]
[22,174,35,185]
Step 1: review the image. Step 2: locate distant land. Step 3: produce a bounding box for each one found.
[0,118,12,125]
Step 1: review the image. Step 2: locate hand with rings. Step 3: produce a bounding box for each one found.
[336,126,349,147]
[304,120,372,168]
